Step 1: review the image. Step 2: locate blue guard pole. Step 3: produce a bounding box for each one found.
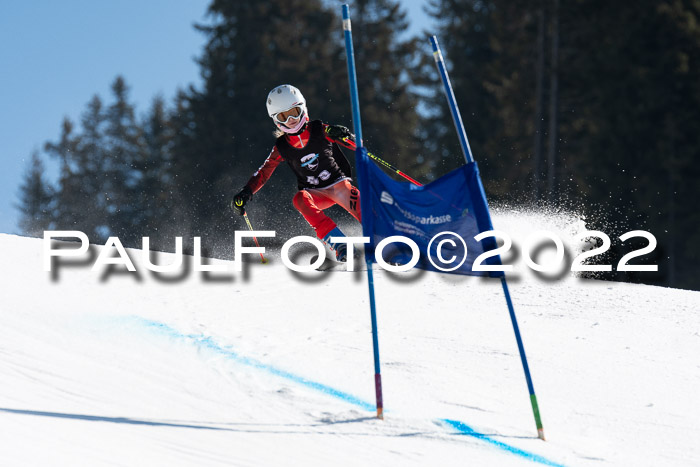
[430,36,545,441]
[342,4,384,420]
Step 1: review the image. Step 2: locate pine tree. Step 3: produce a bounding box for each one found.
[137,95,178,249]
[45,96,112,242]
[75,95,110,240]
[347,0,423,177]
[422,0,538,193]
[44,118,87,235]
[420,0,498,178]
[17,151,54,237]
[104,76,144,245]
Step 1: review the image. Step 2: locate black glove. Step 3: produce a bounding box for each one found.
[325,124,354,142]
[231,186,252,216]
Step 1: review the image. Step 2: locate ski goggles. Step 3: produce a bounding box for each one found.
[273,106,303,125]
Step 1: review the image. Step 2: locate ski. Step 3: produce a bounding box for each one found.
[309,254,366,272]
[308,254,405,272]
[310,254,349,271]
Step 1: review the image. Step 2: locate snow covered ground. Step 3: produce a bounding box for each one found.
[1,210,699,466]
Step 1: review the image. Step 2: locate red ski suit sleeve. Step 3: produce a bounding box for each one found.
[245,146,284,195]
[244,123,355,194]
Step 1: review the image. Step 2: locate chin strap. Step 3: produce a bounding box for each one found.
[289,121,308,136]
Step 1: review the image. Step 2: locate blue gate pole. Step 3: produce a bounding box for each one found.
[342,4,384,420]
[430,35,545,440]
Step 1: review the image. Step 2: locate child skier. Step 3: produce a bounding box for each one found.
[231,84,360,262]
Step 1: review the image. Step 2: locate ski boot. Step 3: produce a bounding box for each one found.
[323,227,348,262]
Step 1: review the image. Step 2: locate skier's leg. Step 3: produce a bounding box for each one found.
[292,189,337,239]
[292,188,352,261]
[322,180,362,222]
[311,180,361,262]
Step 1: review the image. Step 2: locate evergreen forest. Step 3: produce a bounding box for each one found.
[17,0,700,290]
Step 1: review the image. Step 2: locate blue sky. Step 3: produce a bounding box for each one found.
[0,1,431,235]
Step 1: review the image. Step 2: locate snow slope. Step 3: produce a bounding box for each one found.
[1,210,699,466]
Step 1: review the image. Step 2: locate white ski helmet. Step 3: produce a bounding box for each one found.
[266,84,308,134]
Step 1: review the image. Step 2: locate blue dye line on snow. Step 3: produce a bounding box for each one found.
[133,317,375,412]
[132,317,565,466]
[441,419,566,467]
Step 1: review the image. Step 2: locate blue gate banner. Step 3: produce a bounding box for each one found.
[363,157,503,277]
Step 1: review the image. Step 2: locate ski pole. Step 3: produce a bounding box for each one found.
[241,212,268,264]
[342,138,423,187]
[342,136,471,211]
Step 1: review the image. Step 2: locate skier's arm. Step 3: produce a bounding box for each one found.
[232,147,284,215]
[323,124,356,150]
[246,146,284,194]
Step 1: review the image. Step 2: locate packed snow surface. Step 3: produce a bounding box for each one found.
[1,210,699,466]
